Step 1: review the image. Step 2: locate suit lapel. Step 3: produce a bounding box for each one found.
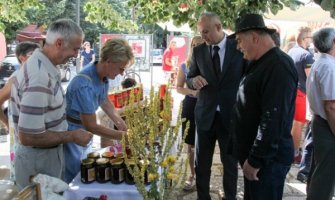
[201,44,218,81]
[219,38,234,80]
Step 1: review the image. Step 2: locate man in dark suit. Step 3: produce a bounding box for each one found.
[186,12,245,200]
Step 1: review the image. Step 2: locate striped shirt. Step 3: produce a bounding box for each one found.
[10,49,67,139]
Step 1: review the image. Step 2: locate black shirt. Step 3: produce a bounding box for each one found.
[231,47,298,168]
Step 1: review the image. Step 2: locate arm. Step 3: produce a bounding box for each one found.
[100,99,127,131]
[80,56,84,68]
[176,65,198,97]
[80,111,125,140]
[91,51,96,63]
[165,57,173,67]
[19,129,93,148]
[185,47,208,90]
[0,79,12,128]
[324,100,335,136]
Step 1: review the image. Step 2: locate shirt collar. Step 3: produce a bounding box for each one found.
[212,34,227,50]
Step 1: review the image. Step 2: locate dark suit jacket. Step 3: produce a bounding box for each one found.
[186,36,245,132]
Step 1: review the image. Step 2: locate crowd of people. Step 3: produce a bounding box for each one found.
[0,11,334,200]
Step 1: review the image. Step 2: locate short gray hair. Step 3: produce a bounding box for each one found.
[45,18,84,47]
[313,28,335,53]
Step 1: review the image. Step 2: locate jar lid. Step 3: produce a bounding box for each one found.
[102,152,114,158]
[110,158,124,165]
[115,152,124,159]
[96,158,109,165]
[87,152,100,158]
[81,158,94,165]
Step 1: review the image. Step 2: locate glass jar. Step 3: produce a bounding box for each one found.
[110,158,125,184]
[125,159,135,185]
[96,158,110,183]
[81,158,95,184]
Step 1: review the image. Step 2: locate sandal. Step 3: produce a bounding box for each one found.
[183,176,196,191]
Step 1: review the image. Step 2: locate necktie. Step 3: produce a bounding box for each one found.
[212,46,221,74]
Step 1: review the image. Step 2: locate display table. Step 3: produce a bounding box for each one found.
[63,173,146,200]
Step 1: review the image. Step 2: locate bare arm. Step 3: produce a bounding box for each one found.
[80,111,125,140]
[19,129,93,148]
[91,53,96,63]
[324,100,335,136]
[0,78,13,128]
[100,99,127,131]
[165,57,173,67]
[305,68,311,78]
[176,66,198,97]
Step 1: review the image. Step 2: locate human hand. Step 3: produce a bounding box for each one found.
[114,119,127,131]
[191,90,199,98]
[242,159,260,181]
[192,75,208,90]
[72,129,93,147]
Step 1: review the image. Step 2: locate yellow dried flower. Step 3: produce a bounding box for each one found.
[148,173,158,182]
[161,159,168,167]
[166,172,174,180]
[168,166,174,173]
[167,155,176,165]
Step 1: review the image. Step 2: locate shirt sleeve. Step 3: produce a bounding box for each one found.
[68,85,98,114]
[319,63,335,101]
[304,52,314,69]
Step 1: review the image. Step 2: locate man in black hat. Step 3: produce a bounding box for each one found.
[230,13,298,199]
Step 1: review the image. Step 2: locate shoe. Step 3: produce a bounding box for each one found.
[183,176,195,191]
[297,173,307,183]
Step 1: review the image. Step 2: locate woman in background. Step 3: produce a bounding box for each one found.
[80,41,95,69]
[176,36,204,191]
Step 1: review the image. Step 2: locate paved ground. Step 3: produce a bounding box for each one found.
[0,65,310,199]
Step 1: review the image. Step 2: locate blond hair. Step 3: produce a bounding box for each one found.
[296,26,312,43]
[186,36,203,68]
[99,38,134,67]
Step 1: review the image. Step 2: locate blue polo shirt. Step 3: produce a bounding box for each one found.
[64,61,109,183]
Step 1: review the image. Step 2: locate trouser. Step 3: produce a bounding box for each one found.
[196,112,238,200]
[15,143,63,190]
[307,115,335,200]
[242,160,290,200]
[298,121,313,176]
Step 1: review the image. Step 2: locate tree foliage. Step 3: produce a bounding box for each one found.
[128,0,304,31]
[0,0,43,32]
[84,0,137,32]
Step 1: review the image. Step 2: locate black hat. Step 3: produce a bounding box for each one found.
[233,13,276,35]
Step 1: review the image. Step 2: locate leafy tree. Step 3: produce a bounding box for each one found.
[128,0,305,30]
[0,0,42,32]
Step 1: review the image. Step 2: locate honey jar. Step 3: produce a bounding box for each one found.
[125,159,135,185]
[95,158,110,183]
[110,158,125,184]
[81,158,95,184]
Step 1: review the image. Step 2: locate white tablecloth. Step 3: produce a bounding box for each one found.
[63,172,144,200]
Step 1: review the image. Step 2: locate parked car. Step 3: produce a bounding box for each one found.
[0,54,20,81]
[151,49,163,65]
[0,55,72,89]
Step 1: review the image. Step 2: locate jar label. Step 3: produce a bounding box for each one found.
[88,168,95,182]
[119,168,124,181]
[105,168,110,180]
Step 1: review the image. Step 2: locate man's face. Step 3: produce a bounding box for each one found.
[236,31,256,61]
[59,36,83,64]
[198,17,220,45]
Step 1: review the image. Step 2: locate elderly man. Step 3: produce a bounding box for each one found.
[231,14,298,200]
[306,27,335,200]
[186,12,245,200]
[10,19,93,190]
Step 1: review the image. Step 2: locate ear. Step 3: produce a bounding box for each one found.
[18,55,25,64]
[55,38,63,48]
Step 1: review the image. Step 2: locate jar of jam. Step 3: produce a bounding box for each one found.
[95,158,110,183]
[87,152,100,162]
[115,152,124,159]
[139,159,150,185]
[102,152,114,160]
[115,92,123,108]
[125,159,135,185]
[110,158,125,184]
[81,158,95,184]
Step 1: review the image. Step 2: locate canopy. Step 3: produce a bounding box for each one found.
[16,24,45,43]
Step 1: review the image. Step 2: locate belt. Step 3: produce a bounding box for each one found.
[66,115,82,125]
[32,145,58,149]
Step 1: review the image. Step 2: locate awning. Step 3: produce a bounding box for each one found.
[157,20,193,33]
[16,24,45,43]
